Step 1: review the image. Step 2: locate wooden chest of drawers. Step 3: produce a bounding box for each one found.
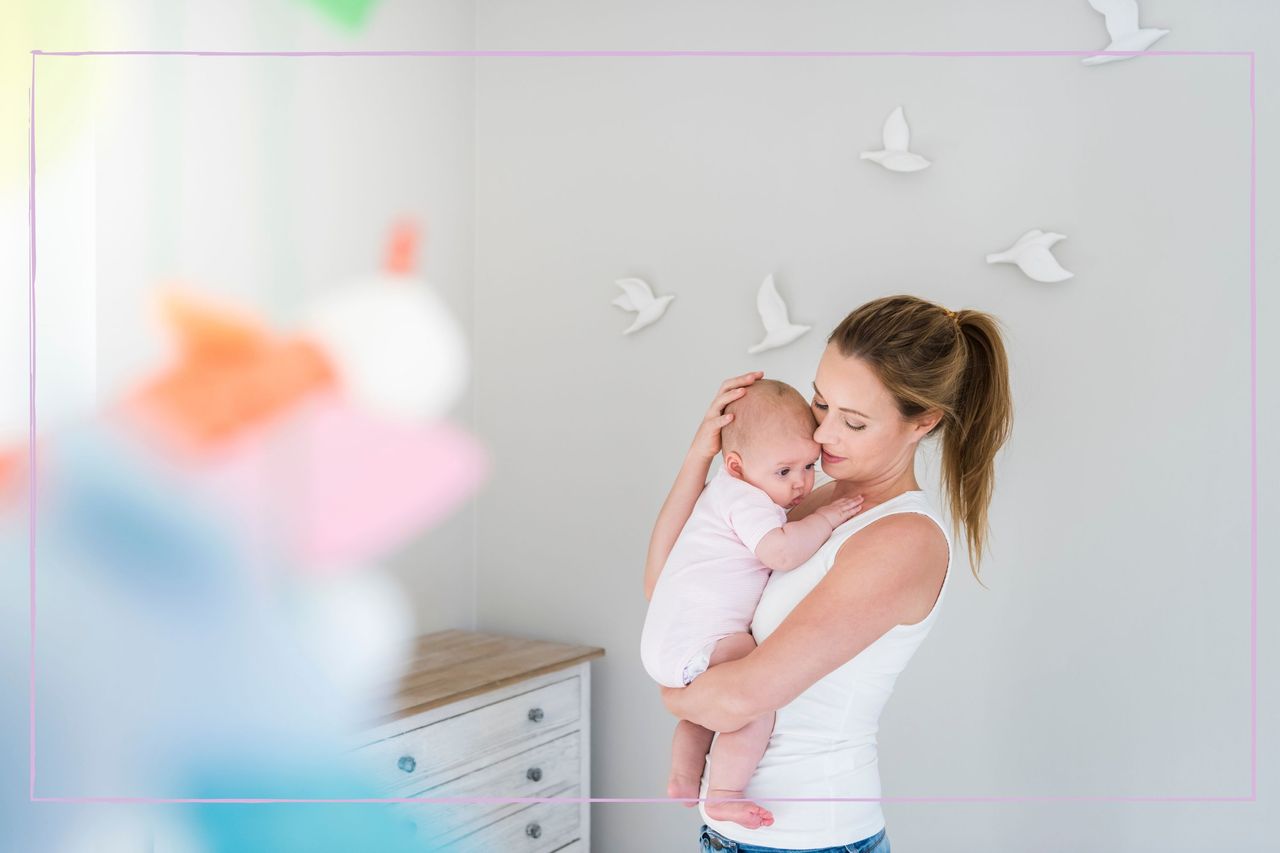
[354,630,605,851]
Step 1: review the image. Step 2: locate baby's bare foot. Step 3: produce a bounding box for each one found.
[703,789,774,829]
[667,772,701,808]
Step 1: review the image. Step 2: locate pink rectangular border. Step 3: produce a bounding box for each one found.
[26,48,1257,806]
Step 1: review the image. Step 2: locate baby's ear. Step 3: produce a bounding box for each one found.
[723,450,745,478]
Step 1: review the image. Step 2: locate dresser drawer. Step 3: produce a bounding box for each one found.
[397,731,580,841]
[361,676,580,793]
[439,786,581,852]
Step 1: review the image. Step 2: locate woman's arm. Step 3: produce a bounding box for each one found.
[643,448,715,601]
[660,512,948,731]
[642,371,763,601]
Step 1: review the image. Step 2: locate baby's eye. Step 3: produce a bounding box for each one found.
[805,462,816,470]
[813,400,828,411]
[779,468,791,477]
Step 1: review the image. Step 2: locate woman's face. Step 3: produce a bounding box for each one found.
[809,343,937,483]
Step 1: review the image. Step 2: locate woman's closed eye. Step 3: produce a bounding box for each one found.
[812,400,866,431]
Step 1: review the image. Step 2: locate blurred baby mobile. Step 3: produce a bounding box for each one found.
[1,219,484,852]
[298,0,385,32]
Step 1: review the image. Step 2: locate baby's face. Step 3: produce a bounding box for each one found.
[738,431,822,510]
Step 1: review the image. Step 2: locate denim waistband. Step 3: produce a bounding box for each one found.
[699,823,888,853]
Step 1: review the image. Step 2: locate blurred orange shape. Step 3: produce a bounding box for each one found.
[0,446,22,502]
[129,290,336,447]
[384,219,420,276]
[160,288,271,359]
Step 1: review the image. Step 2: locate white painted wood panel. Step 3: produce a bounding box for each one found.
[440,786,581,852]
[353,658,596,850]
[358,676,580,794]
[394,731,580,842]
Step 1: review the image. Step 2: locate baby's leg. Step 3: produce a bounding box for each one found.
[705,632,756,667]
[667,720,713,806]
[701,632,776,829]
[703,710,776,829]
[666,633,757,807]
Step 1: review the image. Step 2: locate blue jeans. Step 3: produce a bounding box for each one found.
[698,824,889,853]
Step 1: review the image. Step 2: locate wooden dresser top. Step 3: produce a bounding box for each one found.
[371,629,605,726]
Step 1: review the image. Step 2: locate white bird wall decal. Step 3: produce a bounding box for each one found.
[748,275,811,354]
[612,277,675,335]
[860,106,931,173]
[986,229,1075,282]
[1083,0,1169,65]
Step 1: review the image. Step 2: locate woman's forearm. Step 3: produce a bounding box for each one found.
[661,658,756,732]
[645,371,761,600]
[643,449,714,601]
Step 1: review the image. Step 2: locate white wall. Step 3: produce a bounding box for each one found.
[472,1,1279,850]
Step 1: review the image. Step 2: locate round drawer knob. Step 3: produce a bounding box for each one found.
[397,755,416,774]
[526,822,542,839]
[527,707,544,723]
[526,766,543,782]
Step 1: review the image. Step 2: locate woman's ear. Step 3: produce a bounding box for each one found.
[723,450,745,479]
[910,410,943,443]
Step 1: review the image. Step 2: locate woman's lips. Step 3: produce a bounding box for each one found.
[821,449,845,464]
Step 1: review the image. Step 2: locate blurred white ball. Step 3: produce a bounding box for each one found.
[303,278,468,423]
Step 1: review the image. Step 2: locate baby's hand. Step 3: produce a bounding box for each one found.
[814,496,864,529]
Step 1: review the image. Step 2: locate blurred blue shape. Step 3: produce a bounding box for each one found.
[0,521,71,850]
[184,759,440,853]
[8,420,436,844]
[43,425,240,601]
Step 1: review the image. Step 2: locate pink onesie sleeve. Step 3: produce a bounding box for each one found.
[723,481,788,554]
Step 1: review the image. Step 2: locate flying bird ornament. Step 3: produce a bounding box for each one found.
[860,106,931,173]
[748,275,811,354]
[612,277,675,335]
[1082,0,1169,65]
[986,229,1075,282]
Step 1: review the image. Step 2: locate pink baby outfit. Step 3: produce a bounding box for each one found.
[640,466,787,689]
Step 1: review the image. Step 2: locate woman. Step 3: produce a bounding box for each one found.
[644,295,1013,852]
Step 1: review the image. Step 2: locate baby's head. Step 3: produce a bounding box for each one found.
[721,379,821,510]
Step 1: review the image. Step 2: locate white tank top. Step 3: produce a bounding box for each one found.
[698,484,953,849]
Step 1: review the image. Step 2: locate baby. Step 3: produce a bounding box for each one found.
[639,379,864,829]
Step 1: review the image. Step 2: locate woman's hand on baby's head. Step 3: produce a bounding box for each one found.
[814,496,864,529]
[690,371,765,461]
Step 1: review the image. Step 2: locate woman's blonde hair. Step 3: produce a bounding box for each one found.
[827,295,1013,581]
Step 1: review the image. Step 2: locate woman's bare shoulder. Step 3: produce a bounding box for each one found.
[786,480,838,521]
[829,511,949,626]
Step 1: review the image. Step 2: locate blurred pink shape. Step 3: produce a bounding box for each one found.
[194,392,487,571]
